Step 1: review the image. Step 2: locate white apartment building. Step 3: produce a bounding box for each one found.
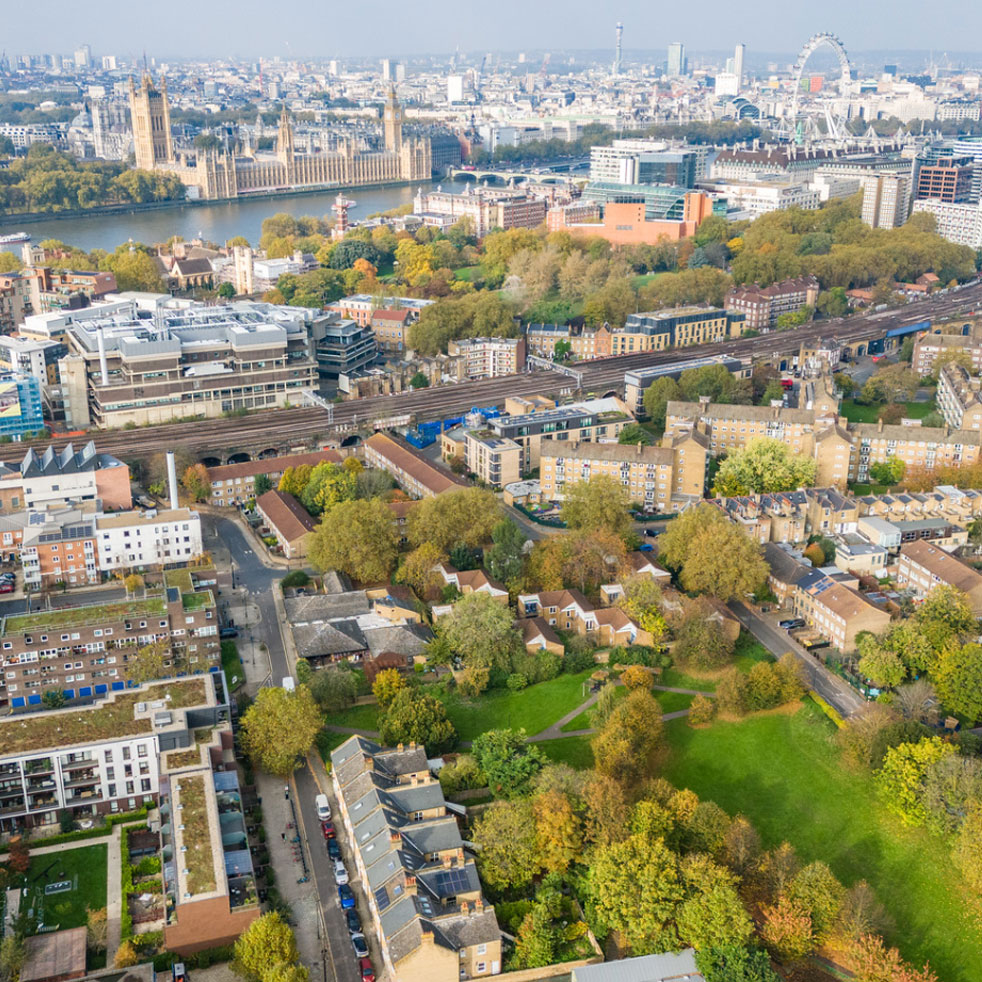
[0,675,226,831]
[913,199,982,249]
[447,337,527,379]
[96,507,203,572]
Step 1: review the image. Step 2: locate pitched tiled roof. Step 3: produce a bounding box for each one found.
[256,489,315,542]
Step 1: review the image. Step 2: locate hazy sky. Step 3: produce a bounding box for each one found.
[13,0,982,61]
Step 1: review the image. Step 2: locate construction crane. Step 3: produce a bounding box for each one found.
[539,53,551,77]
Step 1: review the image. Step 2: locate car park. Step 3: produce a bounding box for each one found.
[345,909,362,935]
[327,838,341,861]
[321,820,336,839]
[358,958,375,982]
[338,883,355,909]
[351,934,369,958]
[333,860,349,885]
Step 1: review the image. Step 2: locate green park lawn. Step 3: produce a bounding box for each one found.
[20,843,108,932]
[320,669,598,759]
[539,736,595,770]
[839,399,937,423]
[662,701,981,982]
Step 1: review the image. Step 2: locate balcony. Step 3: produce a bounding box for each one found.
[27,795,58,810]
[24,759,53,775]
[61,755,95,770]
[0,799,26,815]
[63,772,100,789]
[64,789,103,804]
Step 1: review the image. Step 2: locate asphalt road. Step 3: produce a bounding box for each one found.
[729,600,866,719]
[292,765,364,982]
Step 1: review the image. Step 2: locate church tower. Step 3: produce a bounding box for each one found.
[128,75,173,170]
[383,85,403,153]
[276,108,296,183]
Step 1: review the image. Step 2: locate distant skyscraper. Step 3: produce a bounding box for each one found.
[395,62,406,83]
[381,58,392,82]
[74,44,91,69]
[667,42,686,77]
[734,43,746,89]
[613,22,623,76]
[101,55,117,71]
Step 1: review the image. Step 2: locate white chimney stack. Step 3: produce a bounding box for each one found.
[166,451,179,510]
[96,328,109,387]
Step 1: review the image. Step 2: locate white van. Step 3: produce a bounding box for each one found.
[316,793,331,821]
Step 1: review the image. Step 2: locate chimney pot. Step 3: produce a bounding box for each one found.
[397,743,404,751]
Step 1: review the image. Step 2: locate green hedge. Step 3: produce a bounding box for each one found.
[153,944,235,971]
[0,808,148,853]
[809,691,845,729]
[120,826,134,942]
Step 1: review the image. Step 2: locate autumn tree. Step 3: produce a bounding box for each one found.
[616,575,668,642]
[760,897,815,963]
[299,461,356,516]
[86,907,108,953]
[308,668,357,714]
[277,464,313,498]
[913,585,977,653]
[857,634,907,689]
[723,816,761,876]
[7,837,29,875]
[377,689,456,753]
[397,542,447,598]
[621,664,654,691]
[113,941,139,968]
[560,473,633,539]
[590,833,683,953]
[592,689,665,787]
[931,641,982,723]
[438,593,525,688]
[407,487,500,552]
[483,518,526,586]
[713,438,817,496]
[471,728,546,798]
[233,912,301,982]
[643,376,682,431]
[533,789,582,874]
[672,599,735,670]
[182,463,210,502]
[471,798,538,890]
[372,668,407,710]
[240,686,322,777]
[786,861,845,945]
[842,934,939,982]
[676,854,754,952]
[660,504,768,601]
[308,498,399,582]
[876,737,955,826]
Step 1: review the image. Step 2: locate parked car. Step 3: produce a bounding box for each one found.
[779,618,805,630]
[643,527,661,537]
[0,583,14,594]
[350,934,369,958]
[0,572,15,581]
[333,861,349,885]
[316,793,331,821]
[338,883,355,909]
[345,909,362,935]
[638,543,654,553]
[321,820,336,839]
[358,958,375,982]
[219,627,239,639]
[327,838,341,861]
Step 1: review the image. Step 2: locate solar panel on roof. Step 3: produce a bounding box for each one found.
[435,868,471,895]
[374,886,390,911]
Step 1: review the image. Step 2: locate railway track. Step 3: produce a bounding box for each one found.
[9,283,982,464]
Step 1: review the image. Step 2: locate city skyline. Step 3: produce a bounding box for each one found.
[14,0,982,61]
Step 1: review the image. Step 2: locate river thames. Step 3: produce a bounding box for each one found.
[0,177,473,254]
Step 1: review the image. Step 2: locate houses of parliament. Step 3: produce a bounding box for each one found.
[128,75,432,201]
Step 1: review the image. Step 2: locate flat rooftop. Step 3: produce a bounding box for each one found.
[0,677,211,756]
